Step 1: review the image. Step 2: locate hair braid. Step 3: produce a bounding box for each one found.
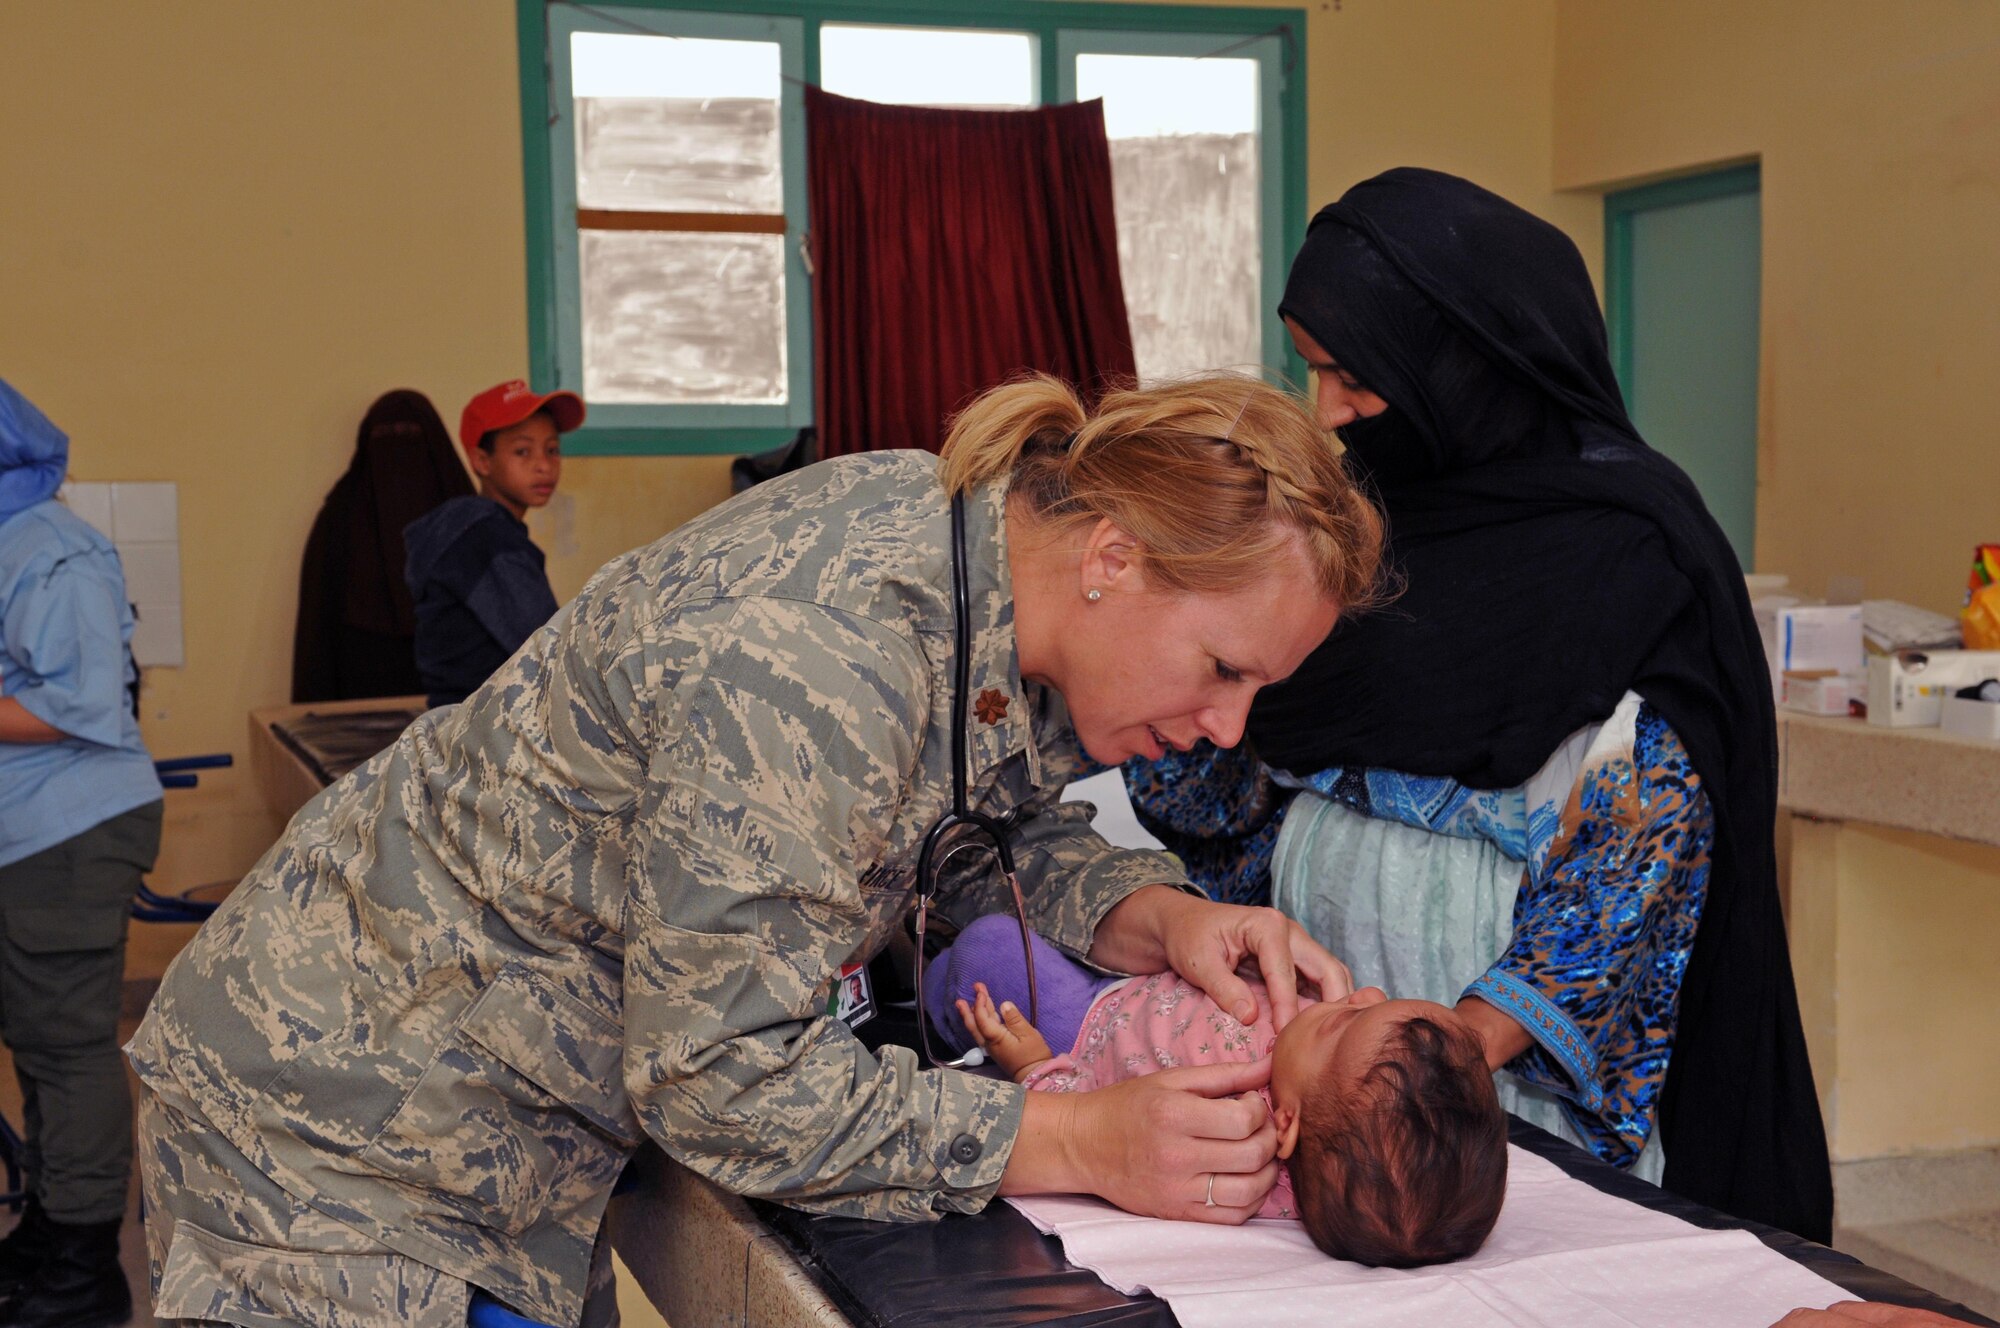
[941,373,1386,612]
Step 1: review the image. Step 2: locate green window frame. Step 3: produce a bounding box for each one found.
[518,0,1309,456]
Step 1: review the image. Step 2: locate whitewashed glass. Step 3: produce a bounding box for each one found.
[574,97,782,214]
[569,32,789,406]
[1078,54,1262,382]
[570,32,783,213]
[579,230,788,405]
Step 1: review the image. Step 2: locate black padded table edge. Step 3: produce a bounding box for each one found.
[754,1117,1994,1328]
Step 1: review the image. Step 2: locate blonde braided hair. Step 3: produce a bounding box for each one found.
[940,373,1386,612]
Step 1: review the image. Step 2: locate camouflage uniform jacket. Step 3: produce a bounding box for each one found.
[128,452,1189,1327]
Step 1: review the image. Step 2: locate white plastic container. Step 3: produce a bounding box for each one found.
[1940,694,2000,741]
[1866,651,2000,727]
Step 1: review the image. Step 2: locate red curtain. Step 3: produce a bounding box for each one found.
[806,89,1137,458]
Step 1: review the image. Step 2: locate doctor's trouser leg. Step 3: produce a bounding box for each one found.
[136,1084,620,1328]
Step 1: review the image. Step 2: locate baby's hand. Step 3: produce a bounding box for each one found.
[956,982,1055,1081]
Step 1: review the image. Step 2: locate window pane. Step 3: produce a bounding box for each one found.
[1077,54,1262,381]
[821,25,1034,107]
[571,32,782,213]
[579,230,787,405]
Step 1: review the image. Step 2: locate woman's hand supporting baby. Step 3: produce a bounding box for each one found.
[1088,884,1354,1029]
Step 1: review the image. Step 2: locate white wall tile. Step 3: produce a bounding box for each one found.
[111,481,178,543]
[59,482,114,537]
[119,540,182,606]
[131,601,184,668]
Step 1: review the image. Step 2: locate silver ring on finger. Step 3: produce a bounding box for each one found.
[1204,1173,1217,1208]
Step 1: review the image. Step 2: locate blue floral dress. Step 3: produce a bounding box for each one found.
[1124,692,1712,1172]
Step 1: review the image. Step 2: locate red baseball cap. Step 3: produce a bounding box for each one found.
[458,380,585,453]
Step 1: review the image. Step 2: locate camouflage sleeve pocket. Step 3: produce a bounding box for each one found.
[359,965,639,1238]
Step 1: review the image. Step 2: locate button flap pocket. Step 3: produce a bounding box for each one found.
[154,1222,469,1328]
[460,965,641,1147]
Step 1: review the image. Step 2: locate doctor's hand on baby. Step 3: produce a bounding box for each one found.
[1017,1054,1284,1225]
[1090,886,1355,1028]
[988,886,1416,1233]
[961,905,1508,1261]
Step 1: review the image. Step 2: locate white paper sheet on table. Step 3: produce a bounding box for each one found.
[1008,1145,1850,1328]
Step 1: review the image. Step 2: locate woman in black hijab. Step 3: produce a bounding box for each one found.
[292,390,471,701]
[1128,168,1831,1242]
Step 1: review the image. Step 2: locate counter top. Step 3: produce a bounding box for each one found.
[1777,712,2000,847]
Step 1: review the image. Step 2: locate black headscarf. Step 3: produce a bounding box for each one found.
[1253,169,1831,1242]
[293,390,471,702]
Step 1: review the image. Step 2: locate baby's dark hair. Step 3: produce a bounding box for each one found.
[1290,1014,1507,1267]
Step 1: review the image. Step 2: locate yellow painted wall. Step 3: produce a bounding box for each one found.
[1553,2,2000,610]
[1,0,1578,897]
[1791,819,2000,1160]
[0,1,733,898]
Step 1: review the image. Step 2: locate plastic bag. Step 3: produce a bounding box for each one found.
[1963,544,2000,650]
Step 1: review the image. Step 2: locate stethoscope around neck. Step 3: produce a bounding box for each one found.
[909,493,1040,1070]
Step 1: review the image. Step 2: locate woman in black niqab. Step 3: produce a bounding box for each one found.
[1213,169,1826,1240]
[292,390,472,701]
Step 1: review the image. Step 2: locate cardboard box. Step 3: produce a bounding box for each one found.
[1782,670,1859,716]
[1865,651,2000,728]
[1757,602,1864,698]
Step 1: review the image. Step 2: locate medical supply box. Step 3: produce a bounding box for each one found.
[1781,670,1858,717]
[1757,603,1864,699]
[1865,650,2000,728]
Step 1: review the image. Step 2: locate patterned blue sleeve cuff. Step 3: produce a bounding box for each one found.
[1465,969,1601,1109]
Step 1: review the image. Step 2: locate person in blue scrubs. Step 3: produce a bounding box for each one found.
[0,379,163,1328]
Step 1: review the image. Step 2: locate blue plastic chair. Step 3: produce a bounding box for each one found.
[129,754,235,924]
[468,1291,557,1327]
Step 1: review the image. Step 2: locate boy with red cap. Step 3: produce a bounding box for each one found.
[403,380,583,707]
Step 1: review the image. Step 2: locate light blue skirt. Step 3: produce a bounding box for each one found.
[1272,792,1665,1183]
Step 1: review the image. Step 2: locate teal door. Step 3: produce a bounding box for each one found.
[1606,164,1762,567]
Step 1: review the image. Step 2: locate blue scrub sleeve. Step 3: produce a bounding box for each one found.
[3,548,133,747]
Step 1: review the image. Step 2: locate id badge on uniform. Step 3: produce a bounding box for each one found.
[830,961,876,1029]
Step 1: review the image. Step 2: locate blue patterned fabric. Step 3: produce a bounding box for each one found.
[1283,766,1552,865]
[1120,741,1286,905]
[1126,702,1713,1168]
[1464,703,1713,1163]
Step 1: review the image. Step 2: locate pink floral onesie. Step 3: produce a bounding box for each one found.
[1020,970,1314,1220]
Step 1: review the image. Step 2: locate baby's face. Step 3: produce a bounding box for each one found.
[1269,988,1464,1112]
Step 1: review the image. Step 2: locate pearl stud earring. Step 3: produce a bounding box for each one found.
[1086,589,1103,602]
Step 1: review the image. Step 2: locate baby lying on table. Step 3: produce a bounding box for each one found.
[928,914,1508,1267]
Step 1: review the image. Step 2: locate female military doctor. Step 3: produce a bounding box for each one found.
[128,373,1386,1328]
